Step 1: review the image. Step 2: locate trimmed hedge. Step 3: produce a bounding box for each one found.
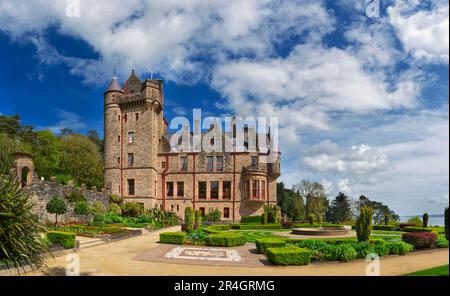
[373,225,396,231]
[208,233,247,247]
[402,232,437,248]
[266,247,311,266]
[207,224,231,231]
[255,238,286,254]
[403,227,434,233]
[241,216,263,224]
[160,232,187,245]
[231,223,282,230]
[200,227,222,235]
[47,231,76,249]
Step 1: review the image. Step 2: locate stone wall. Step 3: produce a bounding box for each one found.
[26,175,109,223]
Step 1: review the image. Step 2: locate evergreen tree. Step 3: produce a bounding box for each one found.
[327,192,352,224]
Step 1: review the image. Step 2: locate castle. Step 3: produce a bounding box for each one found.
[104,71,280,221]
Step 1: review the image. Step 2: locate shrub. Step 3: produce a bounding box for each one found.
[399,223,416,229]
[121,202,143,217]
[372,240,389,257]
[406,216,422,227]
[296,239,330,260]
[387,241,414,255]
[46,231,76,249]
[241,216,263,224]
[403,227,434,233]
[231,223,282,230]
[436,235,449,248]
[356,205,373,242]
[195,210,203,224]
[184,207,196,233]
[445,207,449,241]
[330,244,357,262]
[90,201,106,215]
[262,212,268,225]
[186,230,209,245]
[201,227,222,235]
[402,232,438,248]
[266,247,311,266]
[256,238,286,254]
[208,233,247,247]
[109,194,124,205]
[265,205,282,223]
[74,201,90,216]
[108,203,122,216]
[205,208,221,222]
[0,176,48,270]
[159,232,186,245]
[46,197,67,223]
[282,221,293,229]
[422,213,429,228]
[350,241,371,259]
[208,224,231,231]
[66,190,87,203]
[373,225,396,231]
[104,212,124,223]
[308,214,314,225]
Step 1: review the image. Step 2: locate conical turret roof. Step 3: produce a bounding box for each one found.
[105,76,123,93]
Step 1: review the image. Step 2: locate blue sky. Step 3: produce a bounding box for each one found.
[0,0,448,216]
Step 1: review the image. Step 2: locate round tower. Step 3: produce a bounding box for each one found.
[104,76,123,195]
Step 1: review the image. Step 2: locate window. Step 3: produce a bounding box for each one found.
[117,157,120,164]
[177,182,184,197]
[177,205,179,212]
[118,115,121,121]
[128,179,135,196]
[118,135,120,142]
[216,156,223,171]
[207,156,214,172]
[128,132,135,143]
[135,113,139,121]
[224,207,230,219]
[198,182,207,199]
[124,114,128,122]
[128,153,134,167]
[210,181,219,199]
[222,181,231,200]
[171,204,174,211]
[251,156,258,169]
[199,207,206,217]
[261,180,266,199]
[252,180,259,198]
[180,157,188,172]
[166,182,174,197]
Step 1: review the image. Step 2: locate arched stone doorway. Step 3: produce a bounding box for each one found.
[13,152,35,189]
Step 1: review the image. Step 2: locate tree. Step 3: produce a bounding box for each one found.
[294,180,328,222]
[423,213,429,228]
[0,114,21,136]
[46,197,67,223]
[32,130,60,180]
[406,216,422,227]
[59,134,104,188]
[445,207,449,241]
[356,205,373,242]
[277,182,305,221]
[0,175,48,271]
[357,195,399,224]
[60,128,74,136]
[0,133,32,175]
[327,192,352,224]
[87,130,104,154]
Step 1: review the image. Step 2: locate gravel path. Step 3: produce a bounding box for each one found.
[26,226,448,276]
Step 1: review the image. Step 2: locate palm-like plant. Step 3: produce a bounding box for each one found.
[0,175,48,272]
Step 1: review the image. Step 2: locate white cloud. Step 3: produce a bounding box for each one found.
[337,178,352,195]
[40,109,86,134]
[388,0,449,63]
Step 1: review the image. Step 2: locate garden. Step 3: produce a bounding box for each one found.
[159,205,449,268]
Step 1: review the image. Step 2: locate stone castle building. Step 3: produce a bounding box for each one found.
[104,71,280,221]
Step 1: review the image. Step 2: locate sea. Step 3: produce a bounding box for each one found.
[399,215,445,226]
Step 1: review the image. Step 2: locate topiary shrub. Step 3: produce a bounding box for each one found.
[422,213,429,228]
[372,225,396,231]
[46,197,67,223]
[241,216,263,224]
[255,238,287,254]
[403,227,434,233]
[262,212,268,225]
[108,203,122,216]
[266,247,311,266]
[308,214,314,225]
[159,232,186,245]
[445,207,449,241]
[356,205,373,242]
[208,233,247,247]
[184,207,196,233]
[402,232,438,249]
[47,231,76,249]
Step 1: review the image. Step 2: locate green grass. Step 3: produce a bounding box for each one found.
[230,229,290,242]
[404,265,449,276]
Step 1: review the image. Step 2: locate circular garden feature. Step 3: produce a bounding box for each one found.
[292,226,349,236]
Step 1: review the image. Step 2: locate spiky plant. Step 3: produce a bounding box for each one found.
[356,205,373,242]
[0,175,48,272]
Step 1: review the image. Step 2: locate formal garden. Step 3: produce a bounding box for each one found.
[159,204,449,268]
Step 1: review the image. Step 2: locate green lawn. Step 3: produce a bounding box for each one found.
[404,265,449,276]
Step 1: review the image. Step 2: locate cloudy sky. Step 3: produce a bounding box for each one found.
[0,0,448,215]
